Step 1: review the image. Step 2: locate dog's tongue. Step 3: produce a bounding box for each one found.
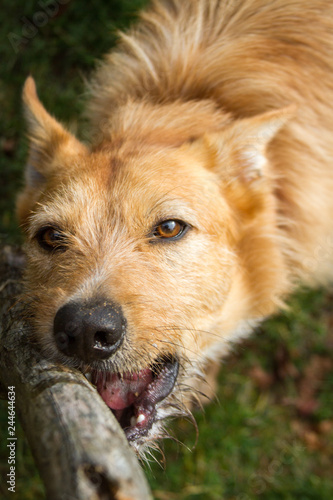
[95,369,153,410]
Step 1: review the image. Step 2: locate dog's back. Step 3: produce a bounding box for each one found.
[88,0,333,119]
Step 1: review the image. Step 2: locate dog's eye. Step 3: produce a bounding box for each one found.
[36,226,67,252]
[152,220,189,240]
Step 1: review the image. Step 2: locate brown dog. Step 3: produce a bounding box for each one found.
[18,0,333,454]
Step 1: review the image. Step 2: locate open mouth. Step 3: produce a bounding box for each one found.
[91,356,179,442]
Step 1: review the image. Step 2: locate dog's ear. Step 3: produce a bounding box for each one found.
[22,76,87,188]
[18,77,88,224]
[206,105,296,184]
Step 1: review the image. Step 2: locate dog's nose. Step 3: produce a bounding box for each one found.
[53,299,126,362]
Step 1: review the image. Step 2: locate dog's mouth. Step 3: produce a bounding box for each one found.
[91,356,179,441]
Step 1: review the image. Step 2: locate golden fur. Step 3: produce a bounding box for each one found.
[18,0,333,452]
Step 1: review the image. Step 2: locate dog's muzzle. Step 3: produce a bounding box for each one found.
[53,298,180,444]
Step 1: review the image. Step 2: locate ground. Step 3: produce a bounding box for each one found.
[0,1,332,498]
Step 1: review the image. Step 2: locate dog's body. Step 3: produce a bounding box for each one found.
[18,0,333,453]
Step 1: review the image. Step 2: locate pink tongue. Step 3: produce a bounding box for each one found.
[96,369,153,410]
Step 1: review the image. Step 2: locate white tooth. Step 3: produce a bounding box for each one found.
[84,372,92,381]
[136,414,145,424]
[130,416,137,427]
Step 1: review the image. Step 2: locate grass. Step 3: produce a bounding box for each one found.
[0,1,332,498]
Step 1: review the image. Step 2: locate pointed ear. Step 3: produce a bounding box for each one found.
[207,105,296,183]
[22,76,87,188]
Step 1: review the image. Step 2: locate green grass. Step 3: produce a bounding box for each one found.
[0,1,332,499]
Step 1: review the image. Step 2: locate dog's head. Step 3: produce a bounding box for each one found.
[18,77,293,453]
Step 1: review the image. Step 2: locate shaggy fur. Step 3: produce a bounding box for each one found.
[18,0,333,453]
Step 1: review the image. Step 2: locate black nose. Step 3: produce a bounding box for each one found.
[53,299,126,362]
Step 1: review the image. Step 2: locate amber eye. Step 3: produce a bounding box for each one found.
[153,220,189,240]
[36,226,67,252]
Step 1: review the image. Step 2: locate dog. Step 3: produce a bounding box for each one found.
[18,0,333,455]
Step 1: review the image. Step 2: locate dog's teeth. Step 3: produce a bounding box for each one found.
[84,372,92,381]
[136,413,145,424]
[130,414,146,427]
[130,416,137,427]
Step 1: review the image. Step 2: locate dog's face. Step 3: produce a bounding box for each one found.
[18,78,292,452]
